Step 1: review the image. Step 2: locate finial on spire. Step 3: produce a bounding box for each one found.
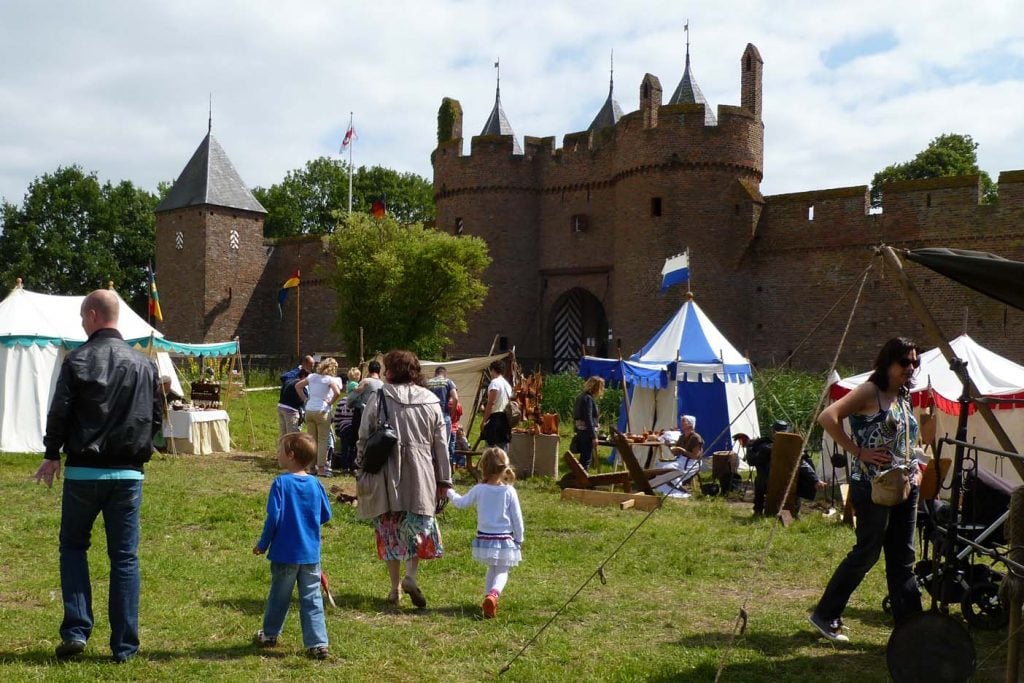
[208,93,212,135]
[684,19,690,63]
[15,277,22,289]
[609,49,614,96]
[494,59,500,98]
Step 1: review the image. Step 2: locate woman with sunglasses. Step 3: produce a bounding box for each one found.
[809,337,923,643]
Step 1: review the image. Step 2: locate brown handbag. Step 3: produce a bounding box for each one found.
[870,396,912,506]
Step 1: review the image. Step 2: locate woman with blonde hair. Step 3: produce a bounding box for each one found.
[573,376,605,470]
[295,358,343,477]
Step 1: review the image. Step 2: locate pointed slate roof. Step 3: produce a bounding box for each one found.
[156,133,266,214]
[588,73,624,131]
[480,82,522,154]
[668,52,717,126]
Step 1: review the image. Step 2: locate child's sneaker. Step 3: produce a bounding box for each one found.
[307,646,329,660]
[482,590,499,619]
[808,613,848,643]
[253,629,278,647]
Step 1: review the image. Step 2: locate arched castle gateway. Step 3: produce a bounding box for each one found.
[154,38,1024,370]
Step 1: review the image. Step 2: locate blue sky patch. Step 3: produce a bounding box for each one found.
[821,31,899,69]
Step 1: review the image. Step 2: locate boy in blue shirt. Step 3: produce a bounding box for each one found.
[253,432,333,659]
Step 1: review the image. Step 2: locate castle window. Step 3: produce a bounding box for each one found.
[808,205,815,221]
[734,204,740,215]
[455,217,464,235]
[571,214,588,233]
[746,55,752,71]
[651,197,662,217]
[926,193,932,208]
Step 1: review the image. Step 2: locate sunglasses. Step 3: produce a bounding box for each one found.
[897,357,921,369]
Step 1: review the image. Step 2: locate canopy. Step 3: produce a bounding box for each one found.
[420,353,510,411]
[581,298,760,454]
[0,287,162,346]
[823,334,1024,485]
[906,248,1024,312]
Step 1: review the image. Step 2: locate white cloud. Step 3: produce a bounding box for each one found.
[1,0,1022,205]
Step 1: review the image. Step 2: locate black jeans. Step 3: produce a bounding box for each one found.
[814,479,922,623]
[576,429,596,470]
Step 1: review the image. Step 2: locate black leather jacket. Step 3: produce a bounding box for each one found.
[44,328,162,471]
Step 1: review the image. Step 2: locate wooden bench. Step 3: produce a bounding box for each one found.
[558,433,674,494]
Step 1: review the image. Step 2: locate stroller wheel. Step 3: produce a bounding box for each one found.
[960,581,1008,630]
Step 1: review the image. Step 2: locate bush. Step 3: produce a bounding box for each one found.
[540,371,622,433]
[753,367,829,444]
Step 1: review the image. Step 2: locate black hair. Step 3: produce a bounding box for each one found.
[368,360,381,374]
[867,336,920,398]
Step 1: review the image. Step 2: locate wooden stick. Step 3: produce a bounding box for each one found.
[879,246,1024,480]
[468,335,500,447]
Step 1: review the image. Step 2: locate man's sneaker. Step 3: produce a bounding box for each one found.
[253,629,278,647]
[55,639,86,660]
[482,590,499,619]
[306,646,329,660]
[808,613,849,643]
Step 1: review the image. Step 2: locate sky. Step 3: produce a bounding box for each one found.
[1,0,1023,207]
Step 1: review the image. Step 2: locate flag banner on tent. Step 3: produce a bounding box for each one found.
[277,270,300,318]
[147,265,163,323]
[340,123,357,152]
[659,251,689,293]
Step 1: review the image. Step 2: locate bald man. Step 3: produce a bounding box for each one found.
[35,289,162,663]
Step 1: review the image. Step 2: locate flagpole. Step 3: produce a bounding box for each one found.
[347,112,354,214]
[296,275,301,360]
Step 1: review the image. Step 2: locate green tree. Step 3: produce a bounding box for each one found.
[253,158,435,238]
[870,133,997,207]
[326,212,489,360]
[0,166,158,311]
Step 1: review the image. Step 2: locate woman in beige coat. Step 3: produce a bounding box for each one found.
[356,349,452,608]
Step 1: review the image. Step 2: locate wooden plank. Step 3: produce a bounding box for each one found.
[612,431,656,495]
[560,488,661,511]
[764,432,803,517]
[619,498,635,510]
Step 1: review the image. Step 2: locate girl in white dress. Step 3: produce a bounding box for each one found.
[446,447,524,618]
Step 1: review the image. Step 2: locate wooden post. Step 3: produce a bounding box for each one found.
[359,326,365,364]
[764,431,804,518]
[879,246,1024,480]
[468,335,501,448]
[295,278,301,360]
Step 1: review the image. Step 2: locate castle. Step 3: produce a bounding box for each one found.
[155,41,1024,371]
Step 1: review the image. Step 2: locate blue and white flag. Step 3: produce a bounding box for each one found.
[660,251,689,293]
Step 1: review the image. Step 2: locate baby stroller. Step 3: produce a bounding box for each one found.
[897,458,1014,630]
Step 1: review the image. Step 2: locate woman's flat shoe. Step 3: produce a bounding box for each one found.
[400,576,427,609]
[386,589,400,606]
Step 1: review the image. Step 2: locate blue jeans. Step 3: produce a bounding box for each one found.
[262,562,328,649]
[59,479,143,661]
[815,479,922,623]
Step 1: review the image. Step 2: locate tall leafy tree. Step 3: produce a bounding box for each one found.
[326,212,489,360]
[253,158,435,238]
[870,133,996,207]
[0,166,158,311]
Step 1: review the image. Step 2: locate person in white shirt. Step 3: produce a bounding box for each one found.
[446,447,524,619]
[481,360,513,450]
[295,358,344,477]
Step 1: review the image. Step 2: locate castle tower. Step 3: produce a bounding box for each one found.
[741,43,763,118]
[668,26,717,125]
[480,61,522,154]
[154,131,267,344]
[588,52,624,131]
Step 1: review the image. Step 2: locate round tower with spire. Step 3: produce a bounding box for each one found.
[433,36,764,367]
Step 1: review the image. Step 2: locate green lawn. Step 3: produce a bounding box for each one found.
[0,391,1009,681]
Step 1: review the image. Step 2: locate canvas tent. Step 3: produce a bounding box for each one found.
[823,334,1024,486]
[579,297,761,454]
[0,287,236,453]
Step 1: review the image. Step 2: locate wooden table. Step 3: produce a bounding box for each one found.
[599,439,669,468]
[164,409,230,455]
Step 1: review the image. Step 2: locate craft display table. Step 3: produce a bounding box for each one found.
[164,409,231,455]
[509,432,560,478]
[598,439,668,468]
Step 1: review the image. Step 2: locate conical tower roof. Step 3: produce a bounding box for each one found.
[480,66,522,154]
[668,48,717,126]
[588,56,624,131]
[156,132,266,214]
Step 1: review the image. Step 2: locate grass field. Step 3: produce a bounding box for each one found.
[0,390,1010,681]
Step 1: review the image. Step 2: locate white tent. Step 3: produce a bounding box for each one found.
[0,287,183,453]
[580,297,761,455]
[823,334,1024,486]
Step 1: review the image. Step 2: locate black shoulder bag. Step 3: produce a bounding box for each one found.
[362,389,398,474]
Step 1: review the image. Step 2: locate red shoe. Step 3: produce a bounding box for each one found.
[482,590,499,619]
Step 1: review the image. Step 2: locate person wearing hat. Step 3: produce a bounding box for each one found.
[745,420,790,515]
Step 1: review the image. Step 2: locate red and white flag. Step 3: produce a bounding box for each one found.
[340,123,357,152]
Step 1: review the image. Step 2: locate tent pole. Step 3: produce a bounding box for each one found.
[232,336,257,451]
[148,333,178,457]
[879,245,1024,480]
[468,335,500,449]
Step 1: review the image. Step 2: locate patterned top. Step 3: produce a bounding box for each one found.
[849,388,918,482]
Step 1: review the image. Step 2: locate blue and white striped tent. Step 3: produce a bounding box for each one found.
[580,297,760,454]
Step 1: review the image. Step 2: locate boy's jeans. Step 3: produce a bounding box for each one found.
[262,562,328,649]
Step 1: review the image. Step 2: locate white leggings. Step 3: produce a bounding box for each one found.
[484,564,512,595]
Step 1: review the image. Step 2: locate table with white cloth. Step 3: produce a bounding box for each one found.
[164,409,231,455]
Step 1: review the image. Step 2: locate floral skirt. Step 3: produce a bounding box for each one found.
[471,534,522,566]
[374,511,444,561]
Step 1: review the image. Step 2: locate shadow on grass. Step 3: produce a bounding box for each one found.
[0,641,283,665]
[648,628,887,681]
[206,596,266,615]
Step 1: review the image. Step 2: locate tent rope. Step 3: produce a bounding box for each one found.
[713,258,874,682]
